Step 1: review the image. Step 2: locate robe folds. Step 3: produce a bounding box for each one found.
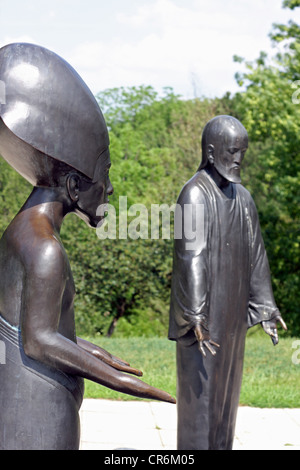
[169,169,279,450]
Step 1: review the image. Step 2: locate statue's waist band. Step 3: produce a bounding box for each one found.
[0,314,19,346]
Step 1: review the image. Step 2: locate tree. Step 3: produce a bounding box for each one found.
[0,158,31,234]
[232,1,300,335]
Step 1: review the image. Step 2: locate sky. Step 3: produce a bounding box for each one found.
[0,0,298,99]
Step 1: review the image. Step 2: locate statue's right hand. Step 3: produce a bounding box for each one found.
[194,323,220,357]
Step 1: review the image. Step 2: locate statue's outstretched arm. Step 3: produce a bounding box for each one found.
[21,241,175,404]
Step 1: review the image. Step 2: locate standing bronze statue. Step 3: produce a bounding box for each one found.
[0,43,175,450]
[169,115,287,450]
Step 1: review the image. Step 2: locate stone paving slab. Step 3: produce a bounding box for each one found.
[79,399,300,451]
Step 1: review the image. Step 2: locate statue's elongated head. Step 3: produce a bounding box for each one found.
[200,115,248,183]
[0,42,109,186]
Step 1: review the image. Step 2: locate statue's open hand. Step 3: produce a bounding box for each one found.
[194,323,220,357]
[76,337,175,403]
[262,315,287,346]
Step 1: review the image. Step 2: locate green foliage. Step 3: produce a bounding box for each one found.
[232,2,300,335]
[0,158,31,234]
[282,0,300,10]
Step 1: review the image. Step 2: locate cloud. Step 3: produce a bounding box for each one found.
[1,0,293,98]
[0,35,37,48]
[68,0,268,97]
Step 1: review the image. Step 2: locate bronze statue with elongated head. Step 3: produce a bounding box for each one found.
[169,115,286,450]
[0,43,175,450]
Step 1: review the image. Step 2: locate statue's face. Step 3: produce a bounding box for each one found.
[210,125,248,183]
[74,148,113,228]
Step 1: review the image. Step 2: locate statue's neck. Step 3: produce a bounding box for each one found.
[18,186,68,235]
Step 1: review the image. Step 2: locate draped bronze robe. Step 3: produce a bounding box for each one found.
[169,169,279,450]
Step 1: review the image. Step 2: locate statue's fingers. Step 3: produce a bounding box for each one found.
[194,325,204,343]
[116,364,143,376]
[105,357,143,376]
[278,317,287,331]
[198,341,207,357]
[204,340,217,356]
[270,328,279,345]
[262,321,272,335]
[111,355,131,366]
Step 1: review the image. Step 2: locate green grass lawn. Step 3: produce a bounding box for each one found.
[82,329,300,408]
[240,327,300,408]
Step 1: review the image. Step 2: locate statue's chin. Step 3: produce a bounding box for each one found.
[74,208,101,229]
[228,175,242,184]
[218,167,242,184]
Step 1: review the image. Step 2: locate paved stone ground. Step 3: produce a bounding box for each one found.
[79,399,300,450]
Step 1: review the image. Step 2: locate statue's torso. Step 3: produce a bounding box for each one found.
[0,216,77,342]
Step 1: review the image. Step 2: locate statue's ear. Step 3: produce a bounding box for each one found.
[207,144,215,165]
[66,173,80,202]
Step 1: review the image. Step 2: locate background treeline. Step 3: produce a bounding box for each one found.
[0,0,299,337]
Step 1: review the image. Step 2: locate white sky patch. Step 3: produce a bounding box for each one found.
[0,0,298,98]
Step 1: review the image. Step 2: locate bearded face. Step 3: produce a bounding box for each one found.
[201,116,249,184]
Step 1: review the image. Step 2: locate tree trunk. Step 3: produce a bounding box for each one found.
[106,300,126,337]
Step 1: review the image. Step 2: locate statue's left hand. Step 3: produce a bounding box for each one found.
[194,323,220,357]
[261,315,287,345]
